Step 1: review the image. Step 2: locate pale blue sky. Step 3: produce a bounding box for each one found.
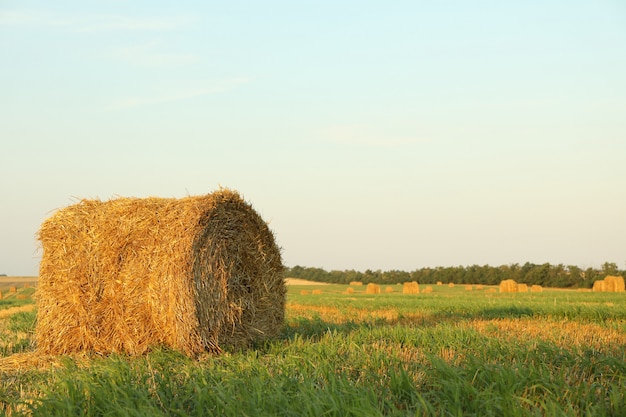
[2,1,625,276]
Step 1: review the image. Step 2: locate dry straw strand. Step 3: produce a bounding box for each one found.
[36,188,285,357]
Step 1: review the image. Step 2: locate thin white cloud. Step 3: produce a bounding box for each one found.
[109,78,252,110]
[323,124,426,147]
[109,42,199,67]
[0,10,195,32]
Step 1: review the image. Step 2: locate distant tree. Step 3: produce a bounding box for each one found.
[601,262,619,276]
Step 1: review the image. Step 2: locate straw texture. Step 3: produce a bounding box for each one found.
[36,189,284,356]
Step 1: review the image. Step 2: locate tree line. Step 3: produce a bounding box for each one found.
[285,262,625,289]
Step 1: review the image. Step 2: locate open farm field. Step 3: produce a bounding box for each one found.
[1,282,625,416]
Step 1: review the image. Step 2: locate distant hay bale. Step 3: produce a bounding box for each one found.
[465,285,473,291]
[349,281,363,286]
[36,189,285,357]
[365,283,381,294]
[300,290,310,295]
[517,283,529,293]
[16,295,27,300]
[448,283,455,288]
[436,281,443,286]
[402,281,420,294]
[422,286,433,294]
[593,276,625,292]
[499,279,518,293]
[345,287,355,294]
[9,287,16,293]
[530,285,543,293]
[604,276,625,292]
[312,289,323,295]
[475,284,483,290]
[385,286,394,293]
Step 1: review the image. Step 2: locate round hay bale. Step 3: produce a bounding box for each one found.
[345,287,355,294]
[422,286,433,294]
[499,279,518,293]
[385,286,394,293]
[36,189,285,356]
[402,281,420,295]
[530,285,543,293]
[517,283,529,293]
[365,283,381,294]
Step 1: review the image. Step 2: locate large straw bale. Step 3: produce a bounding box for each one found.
[530,285,543,293]
[517,283,529,293]
[36,189,285,356]
[402,281,420,294]
[499,279,518,293]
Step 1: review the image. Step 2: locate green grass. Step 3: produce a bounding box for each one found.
[1,285,626,416]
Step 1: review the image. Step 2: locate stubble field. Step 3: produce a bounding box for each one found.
[0,279,625,416]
